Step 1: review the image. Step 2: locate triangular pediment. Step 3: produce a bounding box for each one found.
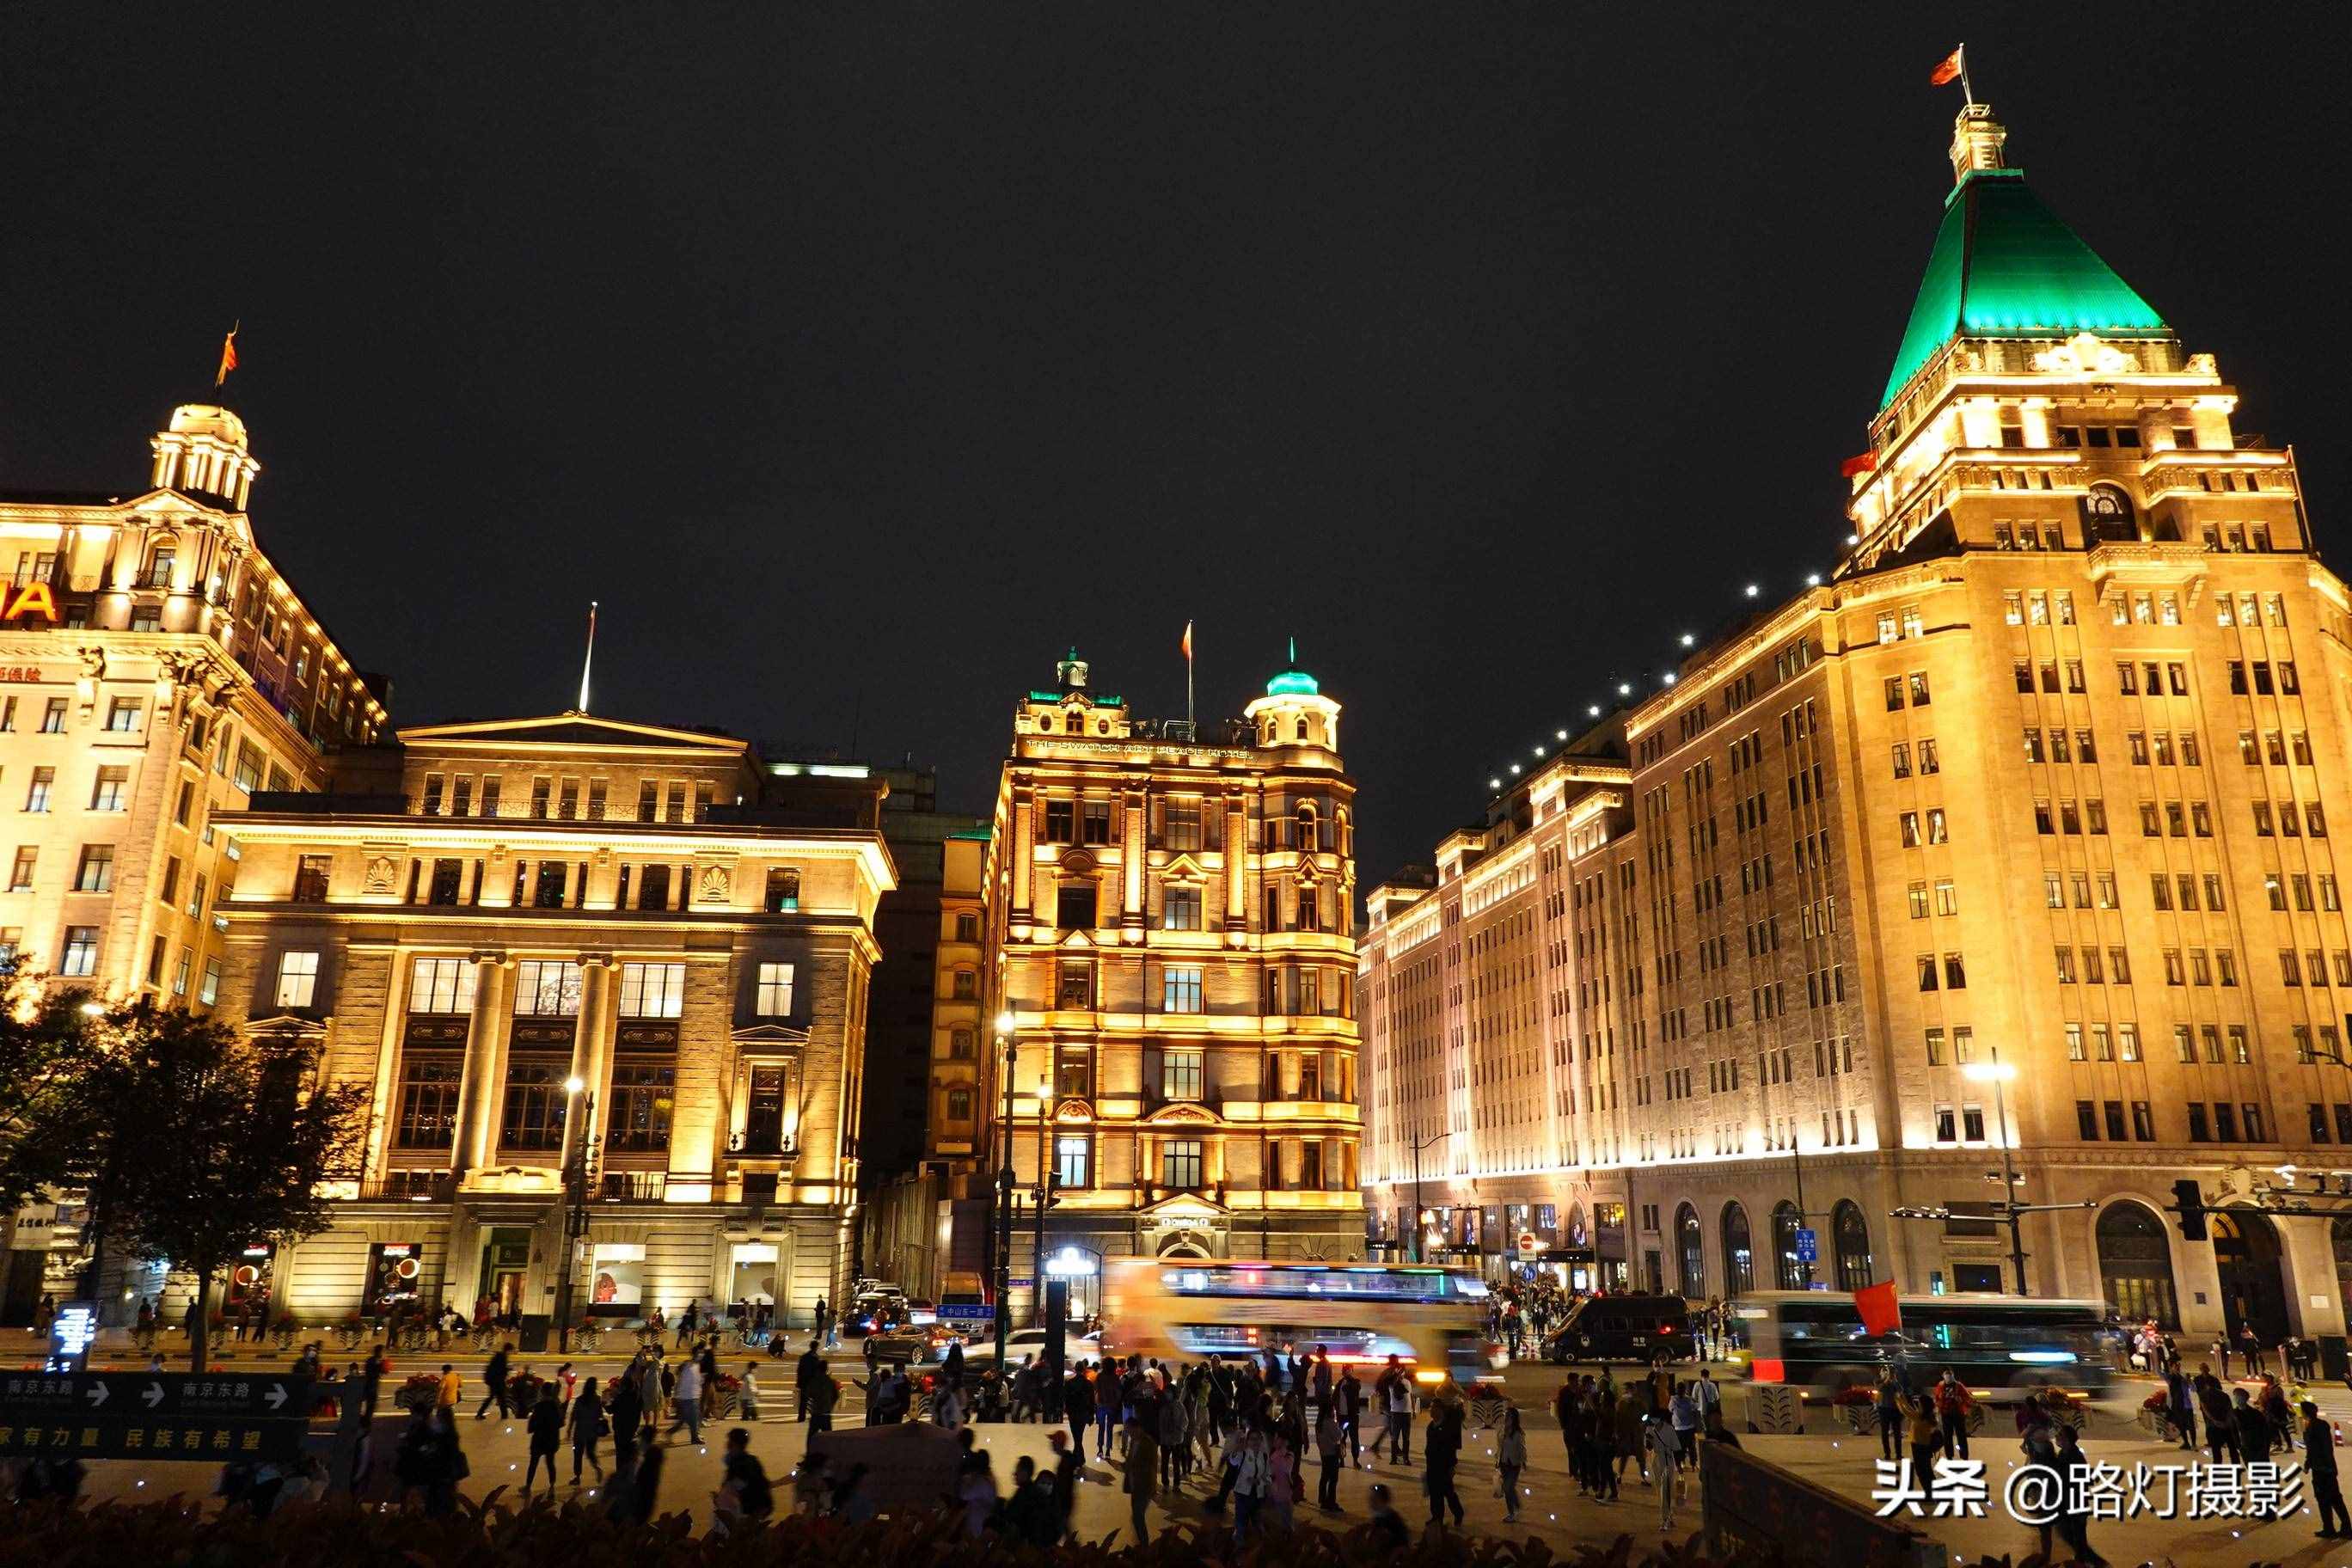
[1058,928,1094,949]
[397,711,750,757]
[731,1023,812,1049]
[242,1011,328,1041]
[1161,852,1207,881]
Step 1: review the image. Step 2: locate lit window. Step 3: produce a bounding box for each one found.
[756,961,794,1017]
[275,950,322,1008]
[620,960,686,1019]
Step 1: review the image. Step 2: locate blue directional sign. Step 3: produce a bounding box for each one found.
[1793,1228,1818,1264]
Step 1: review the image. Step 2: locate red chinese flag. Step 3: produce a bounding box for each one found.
[1856,1279,1901,1337]
[1928,48,1963,87]
[1839,451,1878,479]
[1181,620,1193,661]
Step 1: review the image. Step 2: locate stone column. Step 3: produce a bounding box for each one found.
[561,956,615,1171]
[1122,787,1146,928]
[449,953,510,1184]
[1224,793,1248,928]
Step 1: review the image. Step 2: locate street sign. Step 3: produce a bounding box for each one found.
[0,1373,311,1463]
[0,1372,308,1419]
[937,1303,993,1326]
[46,1301,99,1373]
[1004,1277,1033,1290]
[1793,1228,1818,1264]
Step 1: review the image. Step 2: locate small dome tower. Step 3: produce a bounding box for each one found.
[1244,640,1342,762]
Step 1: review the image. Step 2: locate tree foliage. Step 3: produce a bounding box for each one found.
[0,965,111,1211]
[32,1001,371,1372]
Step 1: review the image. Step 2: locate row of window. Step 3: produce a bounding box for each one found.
[419,774,718,824]
[277,952,795,1020]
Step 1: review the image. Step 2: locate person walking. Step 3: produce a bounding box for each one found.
[739,1363,763,1422]
[1498,1406,1528,1523]
[1124,1412,1158,1545]
[2165,1368,2197,1451]
[1648,1412,1682,1533]
[1422,1390,1465,1528]
[1898,1385,1939,1485]
[1063,1362,1095,1454]
[2307,1400,2350,1539]
[665,1355,703,1444]
[1336,1364,1364,1467]
[1932,1369,1971,1460]
[524,1384,564,1495]
[1378,1357,1414,1464]
[795,1339,825,1421]
[608,1373,642,1458]
[720,1427,775,1523]
[807,1366,837,1434]
[436,1363,462,1412]
[1874,1367,1902,1461]
[1227,1423,1271,1540]
[475,1344,512,1420]
[2052,1424,2109,1565]
[1314,1403,1343,1510]
[568,1379,606,1485]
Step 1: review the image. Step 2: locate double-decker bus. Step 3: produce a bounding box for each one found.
[1730,1290,2113,1400]
[1099,1259,1502,1388]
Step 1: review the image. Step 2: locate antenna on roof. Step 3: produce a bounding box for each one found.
[577,601,597,713]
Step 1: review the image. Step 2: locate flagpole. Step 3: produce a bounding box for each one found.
[1958,42,1974,104]
[578,601,597,713]
[1185,625,1195,735]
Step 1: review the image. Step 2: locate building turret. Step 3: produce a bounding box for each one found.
[1243,644,1342,762]
[150,404,260,509]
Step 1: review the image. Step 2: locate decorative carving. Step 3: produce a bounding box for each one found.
[696,863,732,903]
[363,855,400,895]
[2031,331,2138,377]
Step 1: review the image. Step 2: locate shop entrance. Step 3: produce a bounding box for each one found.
[477,1228,533,1322]
[730,1242,779,1307]
[2212,1208,2290,1344]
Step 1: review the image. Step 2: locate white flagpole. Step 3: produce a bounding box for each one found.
[577,601,597,713]
[1959,42,1975,104]
[1185,621,1195,733]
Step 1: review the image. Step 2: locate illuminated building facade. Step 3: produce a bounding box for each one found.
[1365,104,2352,1346]
[977,650,1363,1318]
[0,403,387,1001]
[210,714,891,1329]
[0,403,387,1320]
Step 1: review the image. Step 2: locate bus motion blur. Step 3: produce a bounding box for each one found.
[1099,1259,1505,1388]
[1730,1290,2112,1401]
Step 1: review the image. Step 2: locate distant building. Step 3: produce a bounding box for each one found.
[210,713,892,1331]
[1362,104,2352,1348]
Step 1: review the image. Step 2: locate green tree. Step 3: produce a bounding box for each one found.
[82,1003,369,1372]
[0,964,108,1212]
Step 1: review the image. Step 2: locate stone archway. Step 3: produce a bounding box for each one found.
[1675,1204,1705,1299]
[1719,1202,1754,1297]
[2213,1207,2290,1344]
[2096,1200,2180,1328]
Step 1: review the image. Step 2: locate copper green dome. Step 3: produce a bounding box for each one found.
[1880,167,2167,411]
[1265,669,1319,696]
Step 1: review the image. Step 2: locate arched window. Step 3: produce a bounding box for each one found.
[1296,803,1317,850]
[2086,482,2137,543]
[1719,1202,1753,1296]
[2101,1200,2181,1328]
[1772,1201,1806,1289]
[1675,1204,1705,1299]
[1295,716,1308,742]
[1832,1199,1874,1290]
[144,542,176,590]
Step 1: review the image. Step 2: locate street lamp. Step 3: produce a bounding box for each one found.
[1962,1053,2027,1295]
[1407,1126,1447,1264]
[1031,1067,1055,1328]
[991,1011,1018,1366]
[551,1075,595,1352]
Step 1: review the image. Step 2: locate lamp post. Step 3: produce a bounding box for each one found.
[1963,1052,2028,1294]
[552,1075,596,1352]
[1408,1126,1447,1264]
[990,1012,1017,1366]
[1031,1064,1056,1327]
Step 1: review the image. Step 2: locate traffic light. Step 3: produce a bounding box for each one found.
[2172,1178,2208,1240]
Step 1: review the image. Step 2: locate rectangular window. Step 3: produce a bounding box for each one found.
[104,697,141,732]
[1962,1105,1987,1142]
[40,698,67,734]
[23,767,52,812]
[60,926,98,977]
[90,767,129,812]
[73,844,113,893]
[8,847,34,891]
[274,950,322,1008]
[1057,884,1098,929]
[514,959,584,1017]
[1161,965,1204,1014]
[1163,799,1203,852]
[618,961,685,1019]
[395,1057,463,1148]
[1162,885,1203,931]
[1055,1136,1090,1190]
[2077,1100,2098,1141]
[499,1061,568,1151]
[1162,1049,1204,1101]
[1044,799,1076,842]
[408,957,477,1014]
[1934,1105,1957,1142]
[199,955,221,1006]
[291,854,331,903]
[756,961,794,1017]
[764,867,801,912]
[1161,1138,1204,1189]
[1080,799,1112,845]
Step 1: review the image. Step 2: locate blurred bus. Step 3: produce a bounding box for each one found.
[1730,1290,2112,1399]
[1099,1259,1502,1387]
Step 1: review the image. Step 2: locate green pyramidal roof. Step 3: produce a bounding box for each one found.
[1880,168,2167,410]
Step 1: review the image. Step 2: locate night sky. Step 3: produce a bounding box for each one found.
[3,7,2343,885]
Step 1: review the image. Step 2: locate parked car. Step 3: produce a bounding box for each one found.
[869,1320,963,1363]
[846,1292,909,1335]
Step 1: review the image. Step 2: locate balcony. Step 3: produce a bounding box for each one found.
[598,1172,668,1203]
[356,1173,456,1203]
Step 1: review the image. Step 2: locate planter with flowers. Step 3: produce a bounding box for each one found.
[396,1372,443,1413]
[1831,1384,1879,1435]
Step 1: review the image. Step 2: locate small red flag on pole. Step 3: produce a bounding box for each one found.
[1181,620,1195,731]
[214,322,240,389]
[1856,1278,1901,1337]
[1928,46,1963,87]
